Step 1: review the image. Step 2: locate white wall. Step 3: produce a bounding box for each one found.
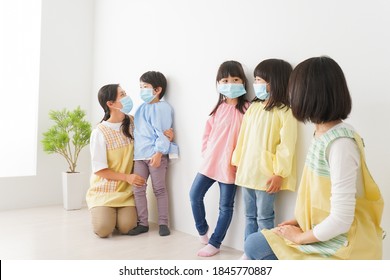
[0,0,94,209]
[92,0,390,258]
[1,0,388,260]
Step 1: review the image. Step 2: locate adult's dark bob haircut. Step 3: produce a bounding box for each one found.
[288,56,352,124]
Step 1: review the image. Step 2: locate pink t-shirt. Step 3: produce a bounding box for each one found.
[199,102,247,184]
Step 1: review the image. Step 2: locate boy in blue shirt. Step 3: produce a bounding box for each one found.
[128,71,178,236]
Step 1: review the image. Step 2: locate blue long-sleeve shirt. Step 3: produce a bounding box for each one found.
[134,101,178,160]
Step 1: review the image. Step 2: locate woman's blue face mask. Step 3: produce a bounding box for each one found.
[118,95,133,114]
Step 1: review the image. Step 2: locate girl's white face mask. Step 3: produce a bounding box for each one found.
[253,83,270,100]
[217,83,246,98]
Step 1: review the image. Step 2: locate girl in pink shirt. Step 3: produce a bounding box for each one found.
[189,60,249,257]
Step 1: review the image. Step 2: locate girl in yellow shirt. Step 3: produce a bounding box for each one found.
[232,59,297,241]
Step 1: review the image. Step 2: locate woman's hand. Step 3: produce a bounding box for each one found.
[126,174,146,187]
[273,220,319,245]
[164,128,174,142]
[95,168,146,187]
[273,225,304,244]
[265,175,283,193]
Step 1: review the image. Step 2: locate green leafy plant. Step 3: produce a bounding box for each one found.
[42,107,92,173]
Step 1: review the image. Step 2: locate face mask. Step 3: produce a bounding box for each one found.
[253,83,270,100]
[217,83,246,98]
[117,95,133,114]
[140,88,157,103]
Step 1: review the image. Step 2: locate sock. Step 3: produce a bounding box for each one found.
[240,253,249,260]
[197,244,220,257]
[199,232,209,245]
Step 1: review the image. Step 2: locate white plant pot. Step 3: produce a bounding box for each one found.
[62,172,87,210]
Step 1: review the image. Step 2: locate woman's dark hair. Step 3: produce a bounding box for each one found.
[140,71,167,99]
[210,60,249,115]
[288,56,352,124]
[252,59,292,111]
[97,84,133,140]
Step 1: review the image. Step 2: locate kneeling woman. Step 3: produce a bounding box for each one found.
[86,84,146,238]
[244,57,384,260]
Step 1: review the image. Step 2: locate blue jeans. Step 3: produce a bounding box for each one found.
[242,187,275,239]
[189,173,237,249]
[244,231,278,260]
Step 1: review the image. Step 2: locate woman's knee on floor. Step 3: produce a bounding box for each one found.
[90,206,116,238]
[117,206,137,234]
[93,222,115,238]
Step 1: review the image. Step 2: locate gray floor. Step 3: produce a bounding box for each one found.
[0,205,242,260]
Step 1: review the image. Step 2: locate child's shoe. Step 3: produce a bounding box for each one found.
[127,225,149,236]
[159,225,170,236]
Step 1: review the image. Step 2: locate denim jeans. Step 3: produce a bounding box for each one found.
[244,231,278,260]
[189,173,237,248]
[242,187,275,239]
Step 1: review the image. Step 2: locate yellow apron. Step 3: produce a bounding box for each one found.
[86,123,135,208]
[263,127,384,259]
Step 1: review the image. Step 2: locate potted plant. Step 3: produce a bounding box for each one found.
[42,106,92,210]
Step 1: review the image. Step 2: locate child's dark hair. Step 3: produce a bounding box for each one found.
[253,59,292,111]
[97,84,133,140]
[140,71,167,99]
[289,56,352,124]
[210,60,249,115]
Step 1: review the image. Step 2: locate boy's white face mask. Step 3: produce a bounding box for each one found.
[140,88,156,103]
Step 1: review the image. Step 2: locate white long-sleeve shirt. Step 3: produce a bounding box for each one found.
[313,124,363,241]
